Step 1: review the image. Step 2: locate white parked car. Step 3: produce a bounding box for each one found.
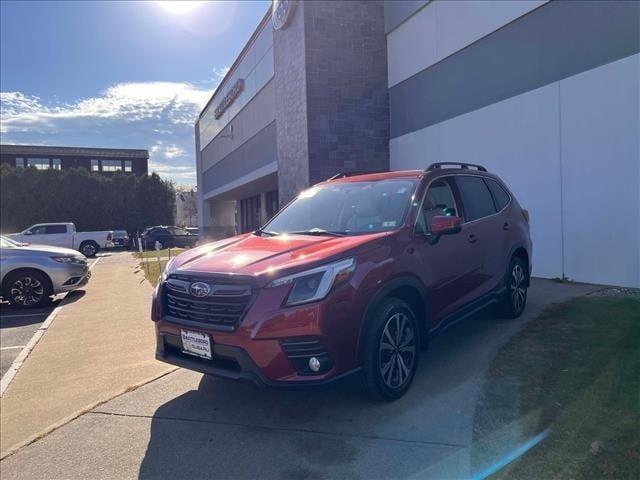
[0,236,91,308]
[8,223,113,258]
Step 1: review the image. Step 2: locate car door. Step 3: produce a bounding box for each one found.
[154,228,172,248]
[23,224,68,247]
[453,175,501,297]
[170,227,191,248]
[414,177,483,322]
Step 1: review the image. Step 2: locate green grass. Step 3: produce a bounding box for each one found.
[138,258,168,286]
[472,296,640,479]
[133,248,186,259]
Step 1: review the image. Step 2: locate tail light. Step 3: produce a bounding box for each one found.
[522,209,530,223]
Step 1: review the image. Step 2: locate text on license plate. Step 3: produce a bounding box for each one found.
[180,329,212,360]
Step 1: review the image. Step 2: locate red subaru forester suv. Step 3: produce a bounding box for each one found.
[152,163,532,400]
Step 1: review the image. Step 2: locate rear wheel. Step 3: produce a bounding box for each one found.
[498,256,528,318]
[3,270,52,308]
[362,298,419,401]
[79,241,99,258]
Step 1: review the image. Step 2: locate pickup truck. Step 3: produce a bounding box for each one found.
[8,223,113,257]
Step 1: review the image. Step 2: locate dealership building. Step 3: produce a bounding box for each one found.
[195,0,639,288]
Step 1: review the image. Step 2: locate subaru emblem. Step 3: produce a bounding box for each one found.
[190,282,211,298]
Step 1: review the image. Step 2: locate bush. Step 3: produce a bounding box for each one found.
[0,164,176,235]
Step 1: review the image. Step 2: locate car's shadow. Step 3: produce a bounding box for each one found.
[138,306,524,479]
[0,290,86,328]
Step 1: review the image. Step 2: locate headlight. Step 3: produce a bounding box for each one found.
[51,255,86,264]
[266,258,356,306]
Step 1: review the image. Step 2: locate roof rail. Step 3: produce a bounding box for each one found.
[426,162,487,172]
[325,170,389,181]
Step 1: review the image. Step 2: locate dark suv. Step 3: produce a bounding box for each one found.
[152,163,532,400]
[142,226,198,249]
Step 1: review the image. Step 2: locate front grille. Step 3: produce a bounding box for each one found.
[163,274,255,330]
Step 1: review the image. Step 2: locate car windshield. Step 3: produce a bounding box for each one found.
[262,178,418,235]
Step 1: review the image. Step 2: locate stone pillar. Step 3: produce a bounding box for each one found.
[273,1,389,206]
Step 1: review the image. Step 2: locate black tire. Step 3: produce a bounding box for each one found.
[3,270,53,308]
[79,241,99,258]
[498,256,528,319]
[361,298,420,401]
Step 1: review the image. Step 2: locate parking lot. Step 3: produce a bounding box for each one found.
[0,258,99,380]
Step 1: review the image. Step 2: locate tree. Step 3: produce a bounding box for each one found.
[0,164,176,234]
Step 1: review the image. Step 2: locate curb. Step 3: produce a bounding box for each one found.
[0,367,178,460]
[0,258,101,397]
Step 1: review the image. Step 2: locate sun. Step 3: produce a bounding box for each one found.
[155,1,204,15]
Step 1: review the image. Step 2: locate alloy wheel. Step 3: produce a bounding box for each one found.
[510,264,526,313]
[10,277,44,306]
[379,312,416,389]
[82,244,96,256]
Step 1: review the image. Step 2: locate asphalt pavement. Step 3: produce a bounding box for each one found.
[0,278,600,479]
[0,258,98,379]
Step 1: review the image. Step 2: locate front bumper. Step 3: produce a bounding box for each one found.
[50,262,91,294]
[153,277,367,387]
[155,330,359,387]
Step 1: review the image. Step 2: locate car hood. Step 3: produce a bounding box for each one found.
[11,243,83,257]
[169,232,391,281]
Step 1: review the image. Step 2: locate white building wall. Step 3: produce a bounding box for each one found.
[390,54,640,287]
[387,0,547,87]
[559,54,639,286]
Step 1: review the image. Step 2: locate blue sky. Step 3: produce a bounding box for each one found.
[0,0,270,185]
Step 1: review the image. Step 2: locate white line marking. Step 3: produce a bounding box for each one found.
[0,346,27,351]
[0,257,101,397]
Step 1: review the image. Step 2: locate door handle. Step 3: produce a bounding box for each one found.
[503,222,511,231]
[468,233,478,244]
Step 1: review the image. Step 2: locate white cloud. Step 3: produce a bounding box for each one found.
[164,144,185,159]
[0,79,221,184]
[1,82,211,131]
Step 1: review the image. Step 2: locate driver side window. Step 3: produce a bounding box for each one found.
[416,179,458,234]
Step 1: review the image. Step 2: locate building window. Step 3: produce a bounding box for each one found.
[52,158,61,170]
[91,159,100,172]
[16,158,25,168]
[101,159,122,172]
[124,160,132,172]
[239,194,262,234]
[27,158,51,170]
[266,190,279,220]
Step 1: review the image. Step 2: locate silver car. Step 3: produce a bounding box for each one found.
[0,235,91,308]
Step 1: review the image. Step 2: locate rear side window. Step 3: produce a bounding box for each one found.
[485,178,511,211]
[456,176,496,222]
[44,225,67,234]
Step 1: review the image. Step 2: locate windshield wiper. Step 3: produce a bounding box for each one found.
[253,229,279,237]
[288,229,347,237]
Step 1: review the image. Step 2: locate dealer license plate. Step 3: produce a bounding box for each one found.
[181,329,212,360]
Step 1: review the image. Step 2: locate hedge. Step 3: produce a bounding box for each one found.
[0,164,176,235]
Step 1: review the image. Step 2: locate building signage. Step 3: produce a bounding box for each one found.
[214,78,244,119]
[272,0,296,30]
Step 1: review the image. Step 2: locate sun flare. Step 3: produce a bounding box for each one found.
[155,1,204,15]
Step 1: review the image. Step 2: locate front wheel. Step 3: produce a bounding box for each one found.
[79,241,99,258]
[498,256,528,318]
[3,270,53,308]
[362,298,419,401]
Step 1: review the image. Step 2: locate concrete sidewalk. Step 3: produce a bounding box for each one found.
[0,279,600,478]
[0,252,174,458]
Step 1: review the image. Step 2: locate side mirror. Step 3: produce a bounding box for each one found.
[430,215,462,235]
[23,230,33,235]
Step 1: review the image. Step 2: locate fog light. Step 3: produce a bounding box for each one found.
[309,357,321,372]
